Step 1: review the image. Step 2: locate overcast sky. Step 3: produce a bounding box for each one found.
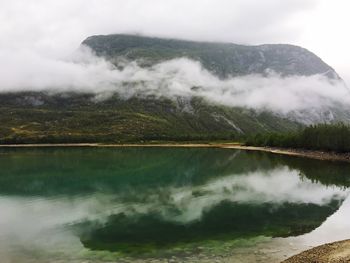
[1,0,350,84]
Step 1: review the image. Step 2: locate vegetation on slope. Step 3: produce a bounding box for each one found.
[0,92,300,144]
[246,123,350,153]
[1,91,349,149]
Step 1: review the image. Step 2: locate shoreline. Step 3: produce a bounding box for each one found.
[223,145,350,163]
[0,142,349,163]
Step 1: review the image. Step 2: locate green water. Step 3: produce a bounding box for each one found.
[0,147,349,262]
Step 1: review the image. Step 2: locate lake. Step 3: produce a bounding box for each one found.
[0,147,349,263]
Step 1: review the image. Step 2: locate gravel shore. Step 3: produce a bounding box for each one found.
[282,239,350,263]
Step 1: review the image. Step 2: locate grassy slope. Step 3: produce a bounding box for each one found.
[0,92,300,144]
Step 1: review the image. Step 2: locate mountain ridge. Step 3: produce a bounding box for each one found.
[82,34,339,79]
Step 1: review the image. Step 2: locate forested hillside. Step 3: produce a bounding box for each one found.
[246,123,350,152]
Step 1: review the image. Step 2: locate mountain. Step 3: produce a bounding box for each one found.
[0,35,347,144]
[82,34,339,79]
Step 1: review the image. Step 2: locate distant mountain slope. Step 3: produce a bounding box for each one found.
[82,34,339,79]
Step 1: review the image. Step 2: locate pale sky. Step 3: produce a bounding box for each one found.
[0,0,349,84]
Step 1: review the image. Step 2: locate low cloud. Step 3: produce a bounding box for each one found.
[0,47,349,118]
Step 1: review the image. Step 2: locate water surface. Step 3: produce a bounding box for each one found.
[0,147,349,262]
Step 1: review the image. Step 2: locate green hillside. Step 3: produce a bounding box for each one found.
[0,92,300,144]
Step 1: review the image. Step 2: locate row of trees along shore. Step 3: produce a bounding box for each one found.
[245,123,350,153]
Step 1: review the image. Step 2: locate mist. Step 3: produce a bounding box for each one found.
[1,47,349,118]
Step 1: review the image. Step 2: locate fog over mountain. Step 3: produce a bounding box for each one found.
[1,35,349,118]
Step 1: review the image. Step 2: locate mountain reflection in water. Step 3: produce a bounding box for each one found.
[0,147,349,261]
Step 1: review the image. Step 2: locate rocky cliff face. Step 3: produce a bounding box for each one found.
[82,34,339,79]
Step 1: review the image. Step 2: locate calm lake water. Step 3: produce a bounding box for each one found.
[0,147,350,263]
